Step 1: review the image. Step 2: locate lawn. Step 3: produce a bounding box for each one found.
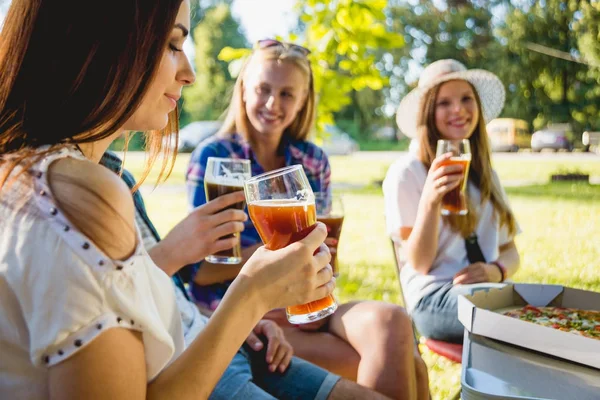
[128,151,600,400]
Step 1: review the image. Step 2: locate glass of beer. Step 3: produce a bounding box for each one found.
[315,192,344,277]
[244,165,338,324]
[204,157,251,264]
[436,139,471,215]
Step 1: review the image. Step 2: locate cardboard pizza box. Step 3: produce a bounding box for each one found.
[458,283,600,370]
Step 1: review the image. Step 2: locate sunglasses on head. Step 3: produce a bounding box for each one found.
[255,39,311,57]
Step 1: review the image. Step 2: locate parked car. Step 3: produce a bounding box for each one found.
[177,120,221,152]
[487,118,530,152]
[582,131,600,154]
[319,125,359,156]
[531,127,574,152]
[373,126,398,140]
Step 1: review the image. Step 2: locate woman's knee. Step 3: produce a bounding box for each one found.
[360,302,414,344]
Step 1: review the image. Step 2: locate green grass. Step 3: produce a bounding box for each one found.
[131,153,600,400]
[356,139,410,151]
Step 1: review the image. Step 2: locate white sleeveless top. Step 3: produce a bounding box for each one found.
[0,146,184,399]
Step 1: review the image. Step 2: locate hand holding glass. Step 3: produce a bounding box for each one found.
[436,139,471,215]
[204,157,251,264]
[244,165,338,324]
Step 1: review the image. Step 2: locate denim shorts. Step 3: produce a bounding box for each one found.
[209,343,340,400]
[411,281,506,343]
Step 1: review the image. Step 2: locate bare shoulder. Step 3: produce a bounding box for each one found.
[47,157,137,260]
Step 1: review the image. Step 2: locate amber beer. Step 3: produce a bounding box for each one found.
[204,157,251,264]
[317,215,344,276]
[204,181,245,262]
[248,199,337,319]
[439,157,471,215]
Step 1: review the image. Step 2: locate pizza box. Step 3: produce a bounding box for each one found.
[461,331,600,400]
[458,283,600,370]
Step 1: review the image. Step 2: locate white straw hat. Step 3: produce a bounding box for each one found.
[396,59,505,138]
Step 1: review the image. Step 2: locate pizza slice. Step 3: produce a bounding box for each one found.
[497,305,600,340]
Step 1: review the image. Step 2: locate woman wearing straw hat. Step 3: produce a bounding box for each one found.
[382,59,521,343]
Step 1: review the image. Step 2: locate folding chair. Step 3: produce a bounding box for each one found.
[389,237,463,362]
[390,238,462,400]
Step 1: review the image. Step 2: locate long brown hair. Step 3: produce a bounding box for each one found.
[417,80,517,238]
[218,45,316,144]
[0,0,183,188]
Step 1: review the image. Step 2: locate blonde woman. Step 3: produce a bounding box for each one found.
[186,40,429,400]
[383,59,521,343]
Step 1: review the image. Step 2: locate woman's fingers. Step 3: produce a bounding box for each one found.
[199,191,246,214]
[295,222,328,254]
[208,208,248,227]
[210,220,245,240]
[312,276,336,302]
[278,346,294,373]
[315,263,334,288]
[245,331,264,351]
[210,236,240,254]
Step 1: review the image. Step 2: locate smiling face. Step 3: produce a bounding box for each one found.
[434,80,480,140]
[122,0,195,131]
[242,55,309,142]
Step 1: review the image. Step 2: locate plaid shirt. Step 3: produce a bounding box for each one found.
[185,133,331,307]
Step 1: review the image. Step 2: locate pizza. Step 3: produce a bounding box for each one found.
[499,305,600,340]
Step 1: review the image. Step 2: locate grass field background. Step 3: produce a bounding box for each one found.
[126,152,600,399]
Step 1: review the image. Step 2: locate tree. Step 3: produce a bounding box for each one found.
[497,0,600,132]
[219,0,405,138]
[384,1,504,126]
[182,4,248,123]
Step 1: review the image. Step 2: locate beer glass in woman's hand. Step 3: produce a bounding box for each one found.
[204,157,251,264]
[314,192,344,277]
[244,165,338,324]
[436,139,471,215]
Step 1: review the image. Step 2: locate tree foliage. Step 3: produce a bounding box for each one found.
[386,0,600,134]
[497,0,600,132]
[219,0,404,137]
[182,4,248,122]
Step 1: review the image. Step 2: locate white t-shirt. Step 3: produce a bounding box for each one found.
[0,147,184,398]
[382,153,519,312]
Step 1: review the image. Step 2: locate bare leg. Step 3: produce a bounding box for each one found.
[326,301,425,400]
[263,308,360,380]
[279,326,360,381]
[327,378,392,400]
[265,303,429,400]
[414,345,430,400]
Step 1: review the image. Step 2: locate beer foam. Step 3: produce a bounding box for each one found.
[450,154,472,161]
[250,199,314,207]
[205,175,246,187]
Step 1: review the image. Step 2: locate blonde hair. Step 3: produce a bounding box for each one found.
[218,45,315,143]
[417,80,517,238]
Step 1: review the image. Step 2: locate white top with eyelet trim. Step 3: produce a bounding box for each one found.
[0,146,184,399]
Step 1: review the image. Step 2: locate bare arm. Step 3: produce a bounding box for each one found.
[48,159,334,399]
[47,279,267,400]
[148,191,247,277]
[404,154,464,274]
[453,240,520,285]
[49,228,334,399]
[497,240,520,279]
[193,244,261,285]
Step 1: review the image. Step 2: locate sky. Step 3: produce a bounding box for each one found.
[0,0,298,42]
[232,0,297,43]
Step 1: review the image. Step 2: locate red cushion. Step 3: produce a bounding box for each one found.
[424,338,463,363]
